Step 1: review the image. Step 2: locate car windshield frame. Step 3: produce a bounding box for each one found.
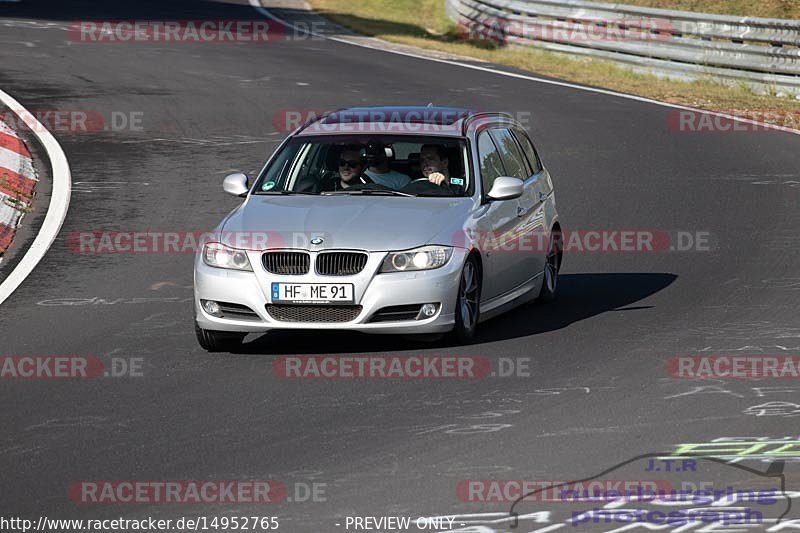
[251,134,474,198]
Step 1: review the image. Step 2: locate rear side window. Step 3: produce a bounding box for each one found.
[511,127,543,173]
[491,128,528,180]
[477,131,505,194]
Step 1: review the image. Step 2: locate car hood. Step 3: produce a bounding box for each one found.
[221,195,475,251]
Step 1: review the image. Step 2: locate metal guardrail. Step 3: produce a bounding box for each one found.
[445,0,800,95]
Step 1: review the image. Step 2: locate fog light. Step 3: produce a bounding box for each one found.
[420,303,438,318]
[202,300,221,316]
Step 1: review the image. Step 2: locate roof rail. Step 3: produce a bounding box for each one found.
[461,111,515,135]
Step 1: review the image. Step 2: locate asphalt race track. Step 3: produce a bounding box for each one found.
[1,0,800,531]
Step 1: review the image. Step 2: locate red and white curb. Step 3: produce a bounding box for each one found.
[0,119,38,257]
[0,89,71,305]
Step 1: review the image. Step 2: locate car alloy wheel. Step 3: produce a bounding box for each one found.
[538,229,561,303]
[453,256,481,343]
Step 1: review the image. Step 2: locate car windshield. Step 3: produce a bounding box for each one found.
[253,135,471,197]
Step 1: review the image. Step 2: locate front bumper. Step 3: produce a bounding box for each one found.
[193,248,466,334]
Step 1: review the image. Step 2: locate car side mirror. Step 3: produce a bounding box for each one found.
[487,176,524,201]
[223,173,249,197]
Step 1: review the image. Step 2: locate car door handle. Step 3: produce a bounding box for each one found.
[516,206,525,217]
[538,191,547,202]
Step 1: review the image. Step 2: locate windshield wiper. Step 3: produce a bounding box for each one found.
[321,189,416,197]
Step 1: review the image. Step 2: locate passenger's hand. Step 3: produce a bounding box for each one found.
[427,172,446,186]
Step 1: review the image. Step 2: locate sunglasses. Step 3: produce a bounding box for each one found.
[338,159,360,168]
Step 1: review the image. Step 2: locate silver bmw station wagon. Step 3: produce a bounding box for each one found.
[194,107,561,351]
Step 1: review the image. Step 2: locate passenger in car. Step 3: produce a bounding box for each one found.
[363,143,411,189]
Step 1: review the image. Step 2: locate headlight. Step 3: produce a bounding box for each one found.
[380,245,453,273]
[202,242,253,271]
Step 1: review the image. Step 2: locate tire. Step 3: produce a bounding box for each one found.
[451,255,481,344]
[194,322,246,352]
[537,228,562,303]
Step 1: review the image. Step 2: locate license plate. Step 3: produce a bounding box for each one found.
[271,283,354,304]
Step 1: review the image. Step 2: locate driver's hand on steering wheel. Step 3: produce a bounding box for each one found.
[427,172,447,186]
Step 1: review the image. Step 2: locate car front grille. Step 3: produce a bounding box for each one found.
[316,252,368,276]
[265,304,363,323]
[368,304,422,323]
[262,251,310,275]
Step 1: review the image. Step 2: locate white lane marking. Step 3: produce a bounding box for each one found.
[0,90,72,305]
[248,0,800,137]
